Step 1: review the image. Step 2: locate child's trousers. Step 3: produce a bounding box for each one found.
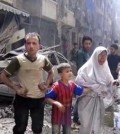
[52,124,71,134]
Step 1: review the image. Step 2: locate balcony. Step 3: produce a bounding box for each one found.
[0,1,29,17]
[41,0,75,27]
[62,8,75,27]
[0,0,13,5]
[41,0,57,21]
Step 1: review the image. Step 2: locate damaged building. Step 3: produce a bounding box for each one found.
[0,0,120,59]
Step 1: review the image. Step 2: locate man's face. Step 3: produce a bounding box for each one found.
[83,40,92,51]
[110,47,116,55]
[25,36,40,57]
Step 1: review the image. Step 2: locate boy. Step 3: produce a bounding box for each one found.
[45,63,90,134]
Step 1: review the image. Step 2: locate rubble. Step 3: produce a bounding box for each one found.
[0,104,119,134]
[0,105,14,119]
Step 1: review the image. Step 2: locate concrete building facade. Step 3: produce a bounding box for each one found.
[0,0,120,57]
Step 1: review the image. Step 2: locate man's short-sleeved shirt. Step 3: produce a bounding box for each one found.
[5,53,52,98]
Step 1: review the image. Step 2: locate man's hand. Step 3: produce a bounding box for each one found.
[38,82,47,91]
[16,87,28,96]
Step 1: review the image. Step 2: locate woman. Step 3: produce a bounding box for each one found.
[75,46,117,134]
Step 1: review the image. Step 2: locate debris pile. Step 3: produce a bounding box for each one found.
[0,105,14,118]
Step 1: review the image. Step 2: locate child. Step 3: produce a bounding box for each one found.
[45,63,90,134]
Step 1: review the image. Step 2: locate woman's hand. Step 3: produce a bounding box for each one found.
[83,87,91,94]
[113,80,119,86]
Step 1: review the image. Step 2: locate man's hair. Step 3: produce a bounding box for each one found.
[57,63,71,74]
[110,44,118,50]
[24,32,41,44]
[82,36,92,44]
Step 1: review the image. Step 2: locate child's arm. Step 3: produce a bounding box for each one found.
[74,84,90,95]
[45,88,65,112]
[83,87,90,94]
[45,98,65,112]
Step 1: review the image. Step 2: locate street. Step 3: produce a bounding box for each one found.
[0,99,120,134]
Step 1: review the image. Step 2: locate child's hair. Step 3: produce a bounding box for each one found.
[57,63,71,74]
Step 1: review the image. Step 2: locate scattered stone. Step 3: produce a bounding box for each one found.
[0,104,120,134]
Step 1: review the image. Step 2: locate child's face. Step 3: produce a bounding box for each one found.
[61,67,73,80]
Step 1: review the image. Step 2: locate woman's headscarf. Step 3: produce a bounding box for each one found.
[75,46,115,108]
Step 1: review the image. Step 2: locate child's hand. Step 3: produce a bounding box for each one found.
[83,87,91,94]
[54,101,65,112]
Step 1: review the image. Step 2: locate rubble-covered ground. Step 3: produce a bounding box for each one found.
[0,101,120,134]
[0,104,80,134]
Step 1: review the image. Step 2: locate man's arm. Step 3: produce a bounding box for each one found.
[45,69,54,87]
[44,57,54,86]
[0,70,19,91]
[0,70,28,96]
[38,69,54,91]
[0,58,28,96]
[38,57,54,91]
[76,52,84,70]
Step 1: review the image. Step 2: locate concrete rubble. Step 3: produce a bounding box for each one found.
[0,104,119,134]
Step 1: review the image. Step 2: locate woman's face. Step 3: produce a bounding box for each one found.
[98,50,107,65]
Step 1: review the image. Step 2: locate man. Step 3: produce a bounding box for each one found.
[73,36,92,125]
[76,36,92,70]
[70,42,79,63]
[108,44,120,79]
[0,32,54,134]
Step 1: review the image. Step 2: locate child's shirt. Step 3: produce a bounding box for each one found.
[45,80,83,125]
